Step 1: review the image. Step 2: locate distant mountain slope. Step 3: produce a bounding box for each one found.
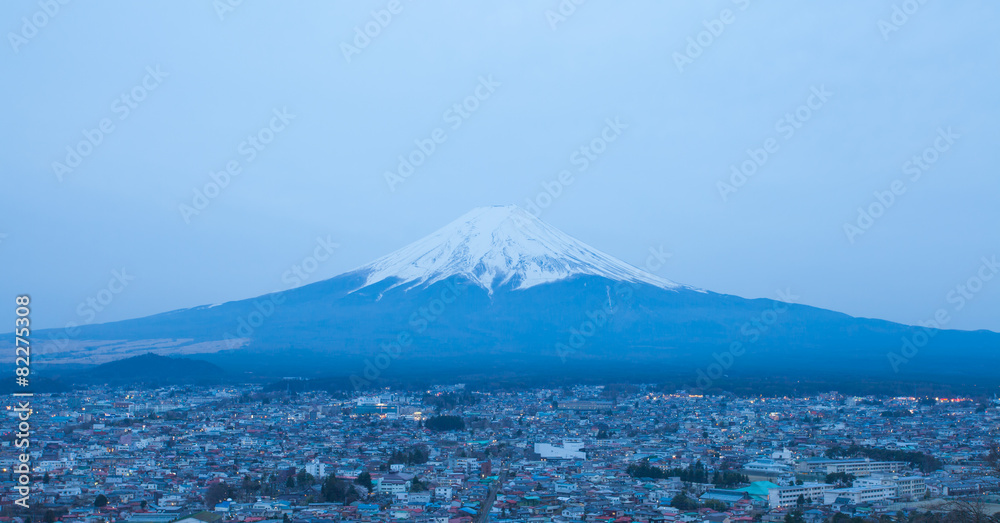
[17,205,1000,386]
[75,353,224,383]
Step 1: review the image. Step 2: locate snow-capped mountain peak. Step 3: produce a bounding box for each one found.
[357,205,683,293]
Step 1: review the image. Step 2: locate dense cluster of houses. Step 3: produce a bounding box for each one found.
[1,384,998,522]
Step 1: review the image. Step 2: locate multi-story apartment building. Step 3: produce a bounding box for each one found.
[855,474,926,500]
[767,483,833,508]
[823,484,897,505]
[802,458,908,477]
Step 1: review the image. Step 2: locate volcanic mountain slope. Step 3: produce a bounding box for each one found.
[24,205,1000,384]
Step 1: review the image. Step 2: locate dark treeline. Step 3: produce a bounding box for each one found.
[320,475,361,504]
[424,415,465,431]
[422,391,480,410]
[627,460,748,486]
[388,445,430,465]
[284,373,999,399]
[31,361,1000,399]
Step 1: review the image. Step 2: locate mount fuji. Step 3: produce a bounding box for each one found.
[25,205,1000,387]
[359,205,684,294]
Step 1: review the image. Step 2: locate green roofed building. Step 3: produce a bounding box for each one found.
[737,481,781,502]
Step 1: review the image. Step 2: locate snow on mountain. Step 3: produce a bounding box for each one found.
[356,205,685,294]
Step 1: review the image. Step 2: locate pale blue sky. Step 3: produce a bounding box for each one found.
[4,1,999,332]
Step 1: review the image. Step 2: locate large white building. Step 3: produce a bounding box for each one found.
[535,439,586,460]
[855,474,927,500]
[304,458,328,478]
[406,491,431,504]
[802,458,908,477]
[376,476,411,495]
[434,486,454,500]
[823,484,896,505]
[768,483,834,508]
[820,475,925,505]
[744,458,793,474]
